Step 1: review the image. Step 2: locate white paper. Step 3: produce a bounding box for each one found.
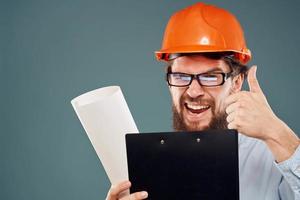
[71,86,138,184]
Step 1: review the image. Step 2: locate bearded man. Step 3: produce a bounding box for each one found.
[106,3,300,200]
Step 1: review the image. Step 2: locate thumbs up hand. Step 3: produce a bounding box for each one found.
[225,66,278,140]
[225,65,299,162]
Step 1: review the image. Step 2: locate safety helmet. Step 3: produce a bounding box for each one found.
[155,2,251,64]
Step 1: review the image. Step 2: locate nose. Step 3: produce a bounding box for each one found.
[186,79,205,98]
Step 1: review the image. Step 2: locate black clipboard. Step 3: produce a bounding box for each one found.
[125,130,239,200]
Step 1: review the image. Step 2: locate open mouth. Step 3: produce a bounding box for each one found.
[184,103,211,114]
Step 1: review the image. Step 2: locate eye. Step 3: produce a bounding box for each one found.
[198,73,224,86]
[200,74,219,81]
[173,73,191,81]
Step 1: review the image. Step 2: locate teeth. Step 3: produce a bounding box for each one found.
[186,104,209,110]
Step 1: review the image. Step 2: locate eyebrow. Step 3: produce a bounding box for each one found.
[171,67,224,74]
[170,66,227,74]
[202,67,224,73]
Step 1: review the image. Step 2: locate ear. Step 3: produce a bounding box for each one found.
[231,74,244,93]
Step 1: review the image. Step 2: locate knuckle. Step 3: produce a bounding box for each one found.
[227,113,235,123]
[108,185,122,197]
[226,115,231,122]
[109,186,118,196]
[109,181,130,197]
[228,122,235,129]
[226,106,233,114]
[225,106,230,114]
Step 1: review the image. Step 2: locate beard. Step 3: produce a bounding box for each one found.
[172,96,228,131]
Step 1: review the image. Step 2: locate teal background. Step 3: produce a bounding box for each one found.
[1,0,300,199]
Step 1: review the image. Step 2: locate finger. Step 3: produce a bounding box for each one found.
[226,112,235,123]
[225,93,240,107]
[228,121,237,130]
[225,101,241,115]
[247,66,262,93]
[107,181,131,200]
[120,191,148,200]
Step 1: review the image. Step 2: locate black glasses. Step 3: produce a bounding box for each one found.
[166,72,232,87]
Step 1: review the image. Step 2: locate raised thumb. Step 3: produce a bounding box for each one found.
[247,66,262,93]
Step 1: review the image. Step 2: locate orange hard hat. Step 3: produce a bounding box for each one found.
[155,2,251,64]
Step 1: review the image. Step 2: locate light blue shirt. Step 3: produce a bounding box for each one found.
[239,134,300,200]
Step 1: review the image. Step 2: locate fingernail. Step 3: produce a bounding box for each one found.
[141,191,148,198]
[254,65,257,79]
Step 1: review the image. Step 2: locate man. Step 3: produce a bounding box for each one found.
[106,2,300,200]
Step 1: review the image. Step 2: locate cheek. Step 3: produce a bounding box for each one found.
[210,86,232,113]
[170,87,184,108]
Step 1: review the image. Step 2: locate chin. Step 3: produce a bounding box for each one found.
[183,120,211,131]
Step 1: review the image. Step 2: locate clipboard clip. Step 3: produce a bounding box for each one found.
[160,138,201,144]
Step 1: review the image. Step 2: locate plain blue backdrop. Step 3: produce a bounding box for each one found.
[1,0,300,199]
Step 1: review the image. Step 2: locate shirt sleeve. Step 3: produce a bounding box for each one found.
[276,145,300,199]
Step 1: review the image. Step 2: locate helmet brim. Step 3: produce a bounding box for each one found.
[155,45,251,64]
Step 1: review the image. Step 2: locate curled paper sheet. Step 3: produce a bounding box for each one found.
[71,86,139,184]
